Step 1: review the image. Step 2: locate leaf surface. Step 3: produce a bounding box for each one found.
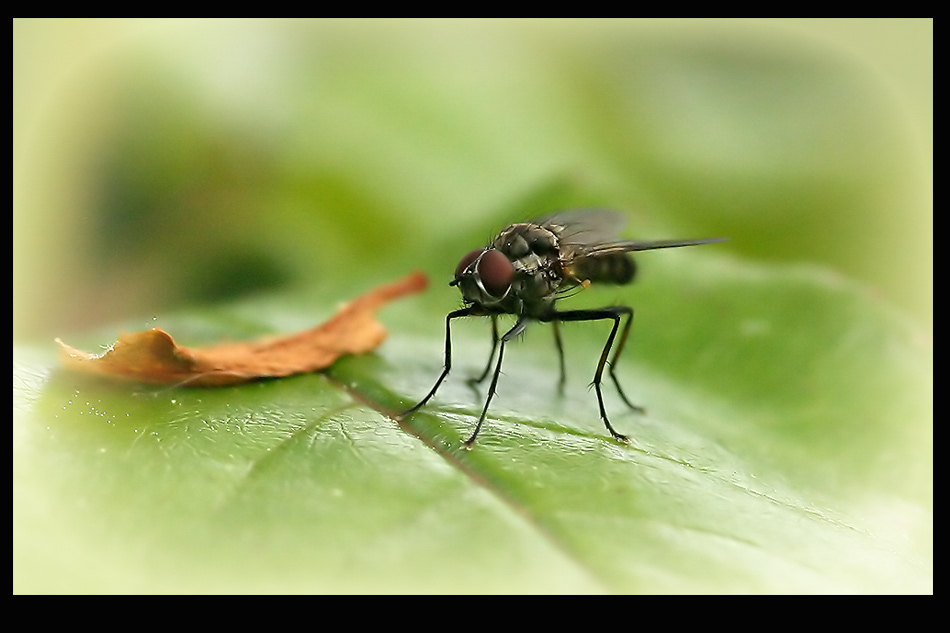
[13,256,931,593]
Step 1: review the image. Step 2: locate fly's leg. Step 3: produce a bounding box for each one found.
[552,319,567,393]
[400,307,475,418]
[606,308,644,414]
[464,316,529,448]
[467,314,499,388]
[545,306,641,443]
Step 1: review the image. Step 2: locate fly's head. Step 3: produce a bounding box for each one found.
[451,248,514,309]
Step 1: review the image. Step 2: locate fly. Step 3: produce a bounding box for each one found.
[400,208,724,447]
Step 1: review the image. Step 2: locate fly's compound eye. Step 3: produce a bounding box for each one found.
[453,248,513,299]
[475,249,514,298]
[455,249,484,280]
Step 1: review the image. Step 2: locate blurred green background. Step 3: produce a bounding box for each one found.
[14,18,932,338]
[13,19,932,594]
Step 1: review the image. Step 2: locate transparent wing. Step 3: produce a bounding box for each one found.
[535,208,725,256]
[533,208,628,248]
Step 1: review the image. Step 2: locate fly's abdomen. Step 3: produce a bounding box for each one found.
[568,253,636,286]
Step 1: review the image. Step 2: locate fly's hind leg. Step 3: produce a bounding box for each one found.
[605,307,644,415]
[545,306,642,443]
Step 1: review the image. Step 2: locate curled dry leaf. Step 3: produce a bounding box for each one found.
[56,271,428,387]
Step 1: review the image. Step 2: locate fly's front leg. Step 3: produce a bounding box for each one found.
[552,319,567,394]
[468,314,499,388]
[465,316,529,448]
[400,307,475,418]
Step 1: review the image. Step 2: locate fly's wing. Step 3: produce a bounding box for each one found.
[535,208,724,288]
[534,208,629,249]
[536,208,725,257]
[604,236,728,252]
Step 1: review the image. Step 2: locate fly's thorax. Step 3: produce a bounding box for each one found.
[494,224,564,313]
[491,223,560,260]
[508,255,562,315]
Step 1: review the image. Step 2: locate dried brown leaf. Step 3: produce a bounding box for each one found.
[56,271,428,387]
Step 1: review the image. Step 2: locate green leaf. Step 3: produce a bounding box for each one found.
[14,253,931,593]
[15,20,931,593]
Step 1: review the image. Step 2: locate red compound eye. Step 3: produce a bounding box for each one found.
[476,249,514,298]
[455,249,484,280]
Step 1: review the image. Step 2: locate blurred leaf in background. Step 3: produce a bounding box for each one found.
[14,18,931,334]
[13,19,931,593]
